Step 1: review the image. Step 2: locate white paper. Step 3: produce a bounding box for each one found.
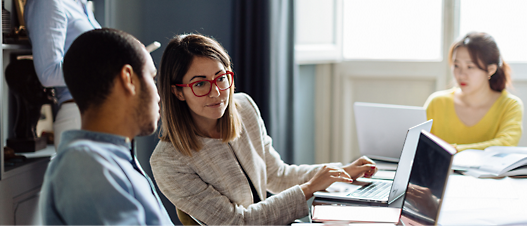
[16,145,55,158]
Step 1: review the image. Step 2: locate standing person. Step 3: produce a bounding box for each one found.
[25,0,101,149]
[424,32,523,152]
[39,28,173,225]
[150,33,378,225]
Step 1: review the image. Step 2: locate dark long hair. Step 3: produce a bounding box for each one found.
[448,32,511,92]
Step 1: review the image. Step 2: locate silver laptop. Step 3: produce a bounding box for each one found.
[354,102,427,162]
[310,129,454,225]
[313,120,433,205]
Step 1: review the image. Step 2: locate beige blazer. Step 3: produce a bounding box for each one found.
[151,93,341,225]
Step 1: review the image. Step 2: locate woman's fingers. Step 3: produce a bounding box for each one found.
[344,156,378,179]
[328,168,352,180]
[362,164,378,178]
[302,166,355,200]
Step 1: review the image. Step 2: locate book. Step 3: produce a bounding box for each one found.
[452,146,527,178]
[311,205,401,223]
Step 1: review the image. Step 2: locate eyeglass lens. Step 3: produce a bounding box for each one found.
[191,73,232,96]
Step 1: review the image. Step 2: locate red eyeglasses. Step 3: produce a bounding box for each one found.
[175,71,234,97]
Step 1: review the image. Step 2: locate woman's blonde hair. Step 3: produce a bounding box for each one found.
[158,34,242,156]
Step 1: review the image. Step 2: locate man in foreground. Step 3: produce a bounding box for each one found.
[38,28,173,225]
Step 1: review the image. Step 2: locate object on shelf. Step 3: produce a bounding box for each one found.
[13,0,26,38]
[15,145,55,159]
[4,146,26,164]
[41,131,55,145]
[2,0,28,44]
[5,57,56,152]
[2,0,11,35]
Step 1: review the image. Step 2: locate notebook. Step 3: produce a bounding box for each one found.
[354,102,427,162]
[313,120,433,205]
[310,130,456,225]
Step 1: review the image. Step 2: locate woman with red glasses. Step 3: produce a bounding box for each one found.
[150,33,377,225]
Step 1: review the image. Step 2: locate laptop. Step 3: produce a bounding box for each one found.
[399,130,456,226]
[310,130,456,225]
[354,102,427,162]
[313,120,433,205]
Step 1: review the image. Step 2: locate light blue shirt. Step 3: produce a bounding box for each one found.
[25,0,101,105]
[39,130,173,225]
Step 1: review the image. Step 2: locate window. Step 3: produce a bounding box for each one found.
[343,0,443,61]
[295,0,527,163]
[459,0,527,62]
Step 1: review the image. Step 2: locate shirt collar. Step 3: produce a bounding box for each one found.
[59,130,132,151]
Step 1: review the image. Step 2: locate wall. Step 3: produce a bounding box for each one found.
[293,65,316,164]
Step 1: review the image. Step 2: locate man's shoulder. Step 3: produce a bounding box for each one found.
[52,139,124,175]
[58,139,114,160]
[45,138,133,197]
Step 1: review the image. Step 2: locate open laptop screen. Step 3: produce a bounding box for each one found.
[354,102,427,162]
[400,130,456,225]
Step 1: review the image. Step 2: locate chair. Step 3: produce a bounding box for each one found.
[176,208,206,226]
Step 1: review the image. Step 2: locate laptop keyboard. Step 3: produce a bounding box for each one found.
[347,181,391,200]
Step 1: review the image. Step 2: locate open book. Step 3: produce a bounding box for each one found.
[452,146,527,178]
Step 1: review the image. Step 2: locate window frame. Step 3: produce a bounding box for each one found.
[294,0,343,64]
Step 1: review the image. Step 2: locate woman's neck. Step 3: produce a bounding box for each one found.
[192,114,221,139]
[456,86,500,108]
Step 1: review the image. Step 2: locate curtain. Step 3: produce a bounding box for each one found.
[232,0,296,163]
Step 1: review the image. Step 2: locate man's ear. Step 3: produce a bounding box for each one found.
[171,85,185,101]
[488,64,498,77]
[119,65,137,95]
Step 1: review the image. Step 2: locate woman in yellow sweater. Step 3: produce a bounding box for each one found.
[424,32,523,152]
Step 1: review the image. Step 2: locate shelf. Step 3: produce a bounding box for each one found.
[3,157,49,180]
[2,43,31,50]
[3,145,54,179]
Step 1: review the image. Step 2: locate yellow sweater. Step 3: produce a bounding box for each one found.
[424,88,523,152]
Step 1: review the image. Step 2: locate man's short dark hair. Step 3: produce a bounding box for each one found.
[63,28,145,113]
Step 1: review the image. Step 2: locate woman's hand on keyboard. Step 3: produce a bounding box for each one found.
[300,166,353,200]
[343,156,378,180]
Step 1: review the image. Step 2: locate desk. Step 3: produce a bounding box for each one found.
[312,174,527,225]
[438,174,527,225]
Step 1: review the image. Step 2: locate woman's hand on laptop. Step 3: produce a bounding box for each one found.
[343,156,378,180]
[300,166,353,200]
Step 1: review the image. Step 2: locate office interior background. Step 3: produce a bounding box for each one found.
[101,0,527,223]
[3,0,527,224]
[100,0,527,163]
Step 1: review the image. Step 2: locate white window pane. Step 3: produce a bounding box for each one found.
[343,0,442,61]
[459,0,527,63]
[295,0,335,45]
